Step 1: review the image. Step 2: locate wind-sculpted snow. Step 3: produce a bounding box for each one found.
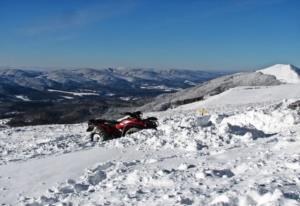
[1,96,300,205]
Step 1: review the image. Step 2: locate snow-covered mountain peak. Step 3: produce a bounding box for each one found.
[258,64,300,84]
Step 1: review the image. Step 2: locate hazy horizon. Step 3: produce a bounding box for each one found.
[0,62,299,73]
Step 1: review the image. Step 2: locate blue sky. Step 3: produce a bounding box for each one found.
[0,0,299,71]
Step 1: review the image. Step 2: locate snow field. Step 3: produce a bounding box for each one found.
[0,98,300,206]
[1,86,300,205]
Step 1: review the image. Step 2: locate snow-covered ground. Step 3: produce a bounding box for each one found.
[1,84,300,206]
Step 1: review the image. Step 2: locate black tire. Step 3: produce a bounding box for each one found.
[90,129,106,142]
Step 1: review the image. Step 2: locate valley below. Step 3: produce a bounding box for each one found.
[0,67,223,126]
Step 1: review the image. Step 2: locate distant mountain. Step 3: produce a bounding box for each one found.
[257,64,300,84]
[140,70,282,111]
[0,67,224,103]
[2,64,295,126]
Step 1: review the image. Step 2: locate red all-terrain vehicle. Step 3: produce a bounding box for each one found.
[86,111,158,141]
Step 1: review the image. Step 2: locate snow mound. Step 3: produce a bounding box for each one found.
[258,64,300,84]
[106,100,300,153]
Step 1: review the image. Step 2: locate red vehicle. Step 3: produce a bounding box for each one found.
[86,111,158,141]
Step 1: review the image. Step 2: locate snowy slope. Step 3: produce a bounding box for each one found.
[258,64,300,84]
[1,84,300,205]
[176,84,300,112]
[140,71,281,111]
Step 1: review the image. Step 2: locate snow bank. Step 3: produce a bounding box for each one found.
[106,100,300,154]
[220,102,300,134]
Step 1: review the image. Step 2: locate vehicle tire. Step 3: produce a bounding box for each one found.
[124,127,141,136]
[90,129,106,142]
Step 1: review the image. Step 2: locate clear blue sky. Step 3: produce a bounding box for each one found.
[0,0,299,71]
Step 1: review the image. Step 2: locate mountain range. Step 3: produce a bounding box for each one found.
[1,64,299,126]
[0,68,223,103]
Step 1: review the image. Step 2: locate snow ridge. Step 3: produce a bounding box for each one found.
[258,64,300,84]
